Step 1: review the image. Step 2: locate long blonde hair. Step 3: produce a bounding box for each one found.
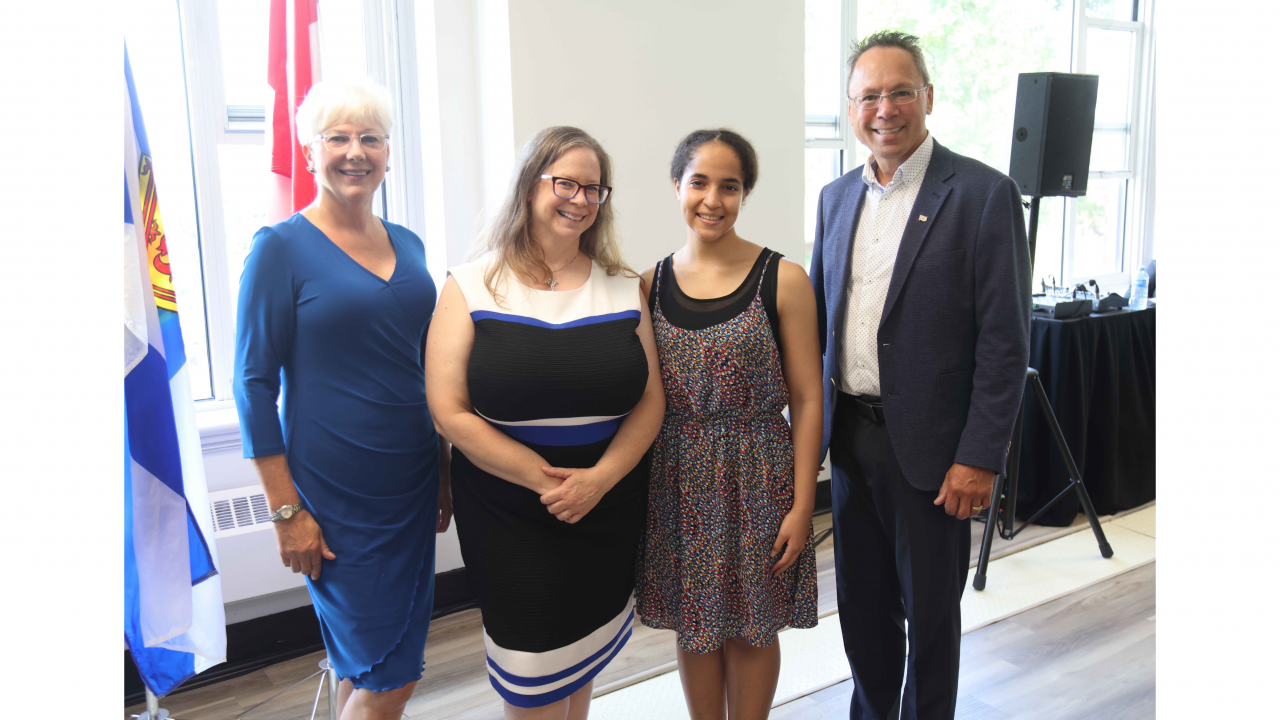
[472,126,633,304]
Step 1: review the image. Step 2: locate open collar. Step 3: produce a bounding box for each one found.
[862,133,935,192]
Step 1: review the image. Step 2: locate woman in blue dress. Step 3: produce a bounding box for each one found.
[233,81,448,720]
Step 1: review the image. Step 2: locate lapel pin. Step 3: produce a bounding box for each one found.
[918,215,928,222]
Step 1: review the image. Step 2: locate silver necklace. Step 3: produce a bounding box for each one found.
[544,251,579,290]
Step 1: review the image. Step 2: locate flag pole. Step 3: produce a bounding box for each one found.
[325,658,340,720]
[138,688,170,720]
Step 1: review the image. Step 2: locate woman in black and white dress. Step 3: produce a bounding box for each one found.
[425,126,664,719]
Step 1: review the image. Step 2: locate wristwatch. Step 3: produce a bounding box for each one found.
[270,503,304,522]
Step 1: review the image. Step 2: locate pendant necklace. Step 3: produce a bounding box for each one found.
[544,251,580,290]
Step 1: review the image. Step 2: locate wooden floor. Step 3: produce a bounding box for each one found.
[125,510,1146,720]
[771,562,1156,720]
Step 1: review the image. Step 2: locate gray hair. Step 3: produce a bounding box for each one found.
[847,31,931,92]
[295,80,394,146]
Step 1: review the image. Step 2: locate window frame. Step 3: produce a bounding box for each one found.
[804,0,858,267]
[805,0,857,162]
[363,0,424,261]
[1065,0,1155,291]
[177,0,236,409]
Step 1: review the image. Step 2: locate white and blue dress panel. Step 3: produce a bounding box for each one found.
[447,253,649,707]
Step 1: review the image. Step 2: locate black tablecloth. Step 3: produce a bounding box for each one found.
[1014,306,1156,526]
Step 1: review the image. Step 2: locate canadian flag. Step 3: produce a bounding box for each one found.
[267,0,320,222]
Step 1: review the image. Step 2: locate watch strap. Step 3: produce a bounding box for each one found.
[269,503,303,522]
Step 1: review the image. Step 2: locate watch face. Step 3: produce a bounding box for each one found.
[279,506,295,520]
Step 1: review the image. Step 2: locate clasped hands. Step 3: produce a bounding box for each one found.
[538,465,610,524]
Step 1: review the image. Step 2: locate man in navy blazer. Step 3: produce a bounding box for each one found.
[809,32,1031,720]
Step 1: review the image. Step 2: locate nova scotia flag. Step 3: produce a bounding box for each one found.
[125,44,226,697]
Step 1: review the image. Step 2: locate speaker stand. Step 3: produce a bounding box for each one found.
[1026,195,1041,261]
[971,196,1114,591]
[973,369,1113,590]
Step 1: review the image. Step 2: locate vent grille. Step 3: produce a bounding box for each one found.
[208,487,278,538]
[250,494,271,523]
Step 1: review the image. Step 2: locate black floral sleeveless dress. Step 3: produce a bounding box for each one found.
[636,248,818,653]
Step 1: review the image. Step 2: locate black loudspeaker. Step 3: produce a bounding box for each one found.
[1008,72,1099,197]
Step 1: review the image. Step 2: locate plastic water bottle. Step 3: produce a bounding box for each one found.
[1128,268,1149,310]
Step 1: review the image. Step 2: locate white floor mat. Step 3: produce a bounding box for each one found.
[591,506,1156,719]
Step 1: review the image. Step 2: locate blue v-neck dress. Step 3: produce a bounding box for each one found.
[233,214,440,691]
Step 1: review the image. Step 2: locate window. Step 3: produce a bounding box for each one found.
[126,0,277,406]
[126,1,213,400]
[126,0,436,408]
[215,0,271,367]
[1067,0,1151,289]
[803,0,1154,292]
[803,0,855,268]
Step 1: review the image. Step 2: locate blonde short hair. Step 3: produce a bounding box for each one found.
[295,80,394,146]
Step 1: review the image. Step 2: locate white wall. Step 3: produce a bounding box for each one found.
[505,0,806,269]
[429,0,517,270]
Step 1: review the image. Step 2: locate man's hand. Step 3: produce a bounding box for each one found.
[934,463,995,520]
[274,510,336,580]
[539,466,608,524]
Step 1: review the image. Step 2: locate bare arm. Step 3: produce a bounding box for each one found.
[540,281,666,523]
[424,277,561,495]
[770,259,824,575]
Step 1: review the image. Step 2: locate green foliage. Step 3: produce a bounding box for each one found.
[858,0,1073,173]
[1075,191,1108,237]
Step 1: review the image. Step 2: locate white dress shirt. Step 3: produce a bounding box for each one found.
[839,134,935,396]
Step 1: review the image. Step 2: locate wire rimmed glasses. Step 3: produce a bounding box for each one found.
[314,132,391,152]
[848,85,931,111]
[540,175,612,204]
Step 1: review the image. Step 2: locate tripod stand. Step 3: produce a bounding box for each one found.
[234,657,341,720]
[972,367,1113,590]
[971,196,1114,591]
[132,656,339,720]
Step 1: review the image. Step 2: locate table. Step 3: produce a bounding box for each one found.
[1013,306,1156,526]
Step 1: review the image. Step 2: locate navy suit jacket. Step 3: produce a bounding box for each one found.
[810,141,1032,491]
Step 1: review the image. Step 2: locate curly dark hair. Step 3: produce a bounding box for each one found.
[847,30,931,91]
[669,128,759,195]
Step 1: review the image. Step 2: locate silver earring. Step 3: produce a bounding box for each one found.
[306,166,315,174]
[385,165,390,172]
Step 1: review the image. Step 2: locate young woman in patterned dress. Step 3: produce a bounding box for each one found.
[635,129,823,720]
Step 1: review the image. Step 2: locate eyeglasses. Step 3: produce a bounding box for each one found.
[314,133,390,152]
[848,85,930,111]
[540,175,612,204]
